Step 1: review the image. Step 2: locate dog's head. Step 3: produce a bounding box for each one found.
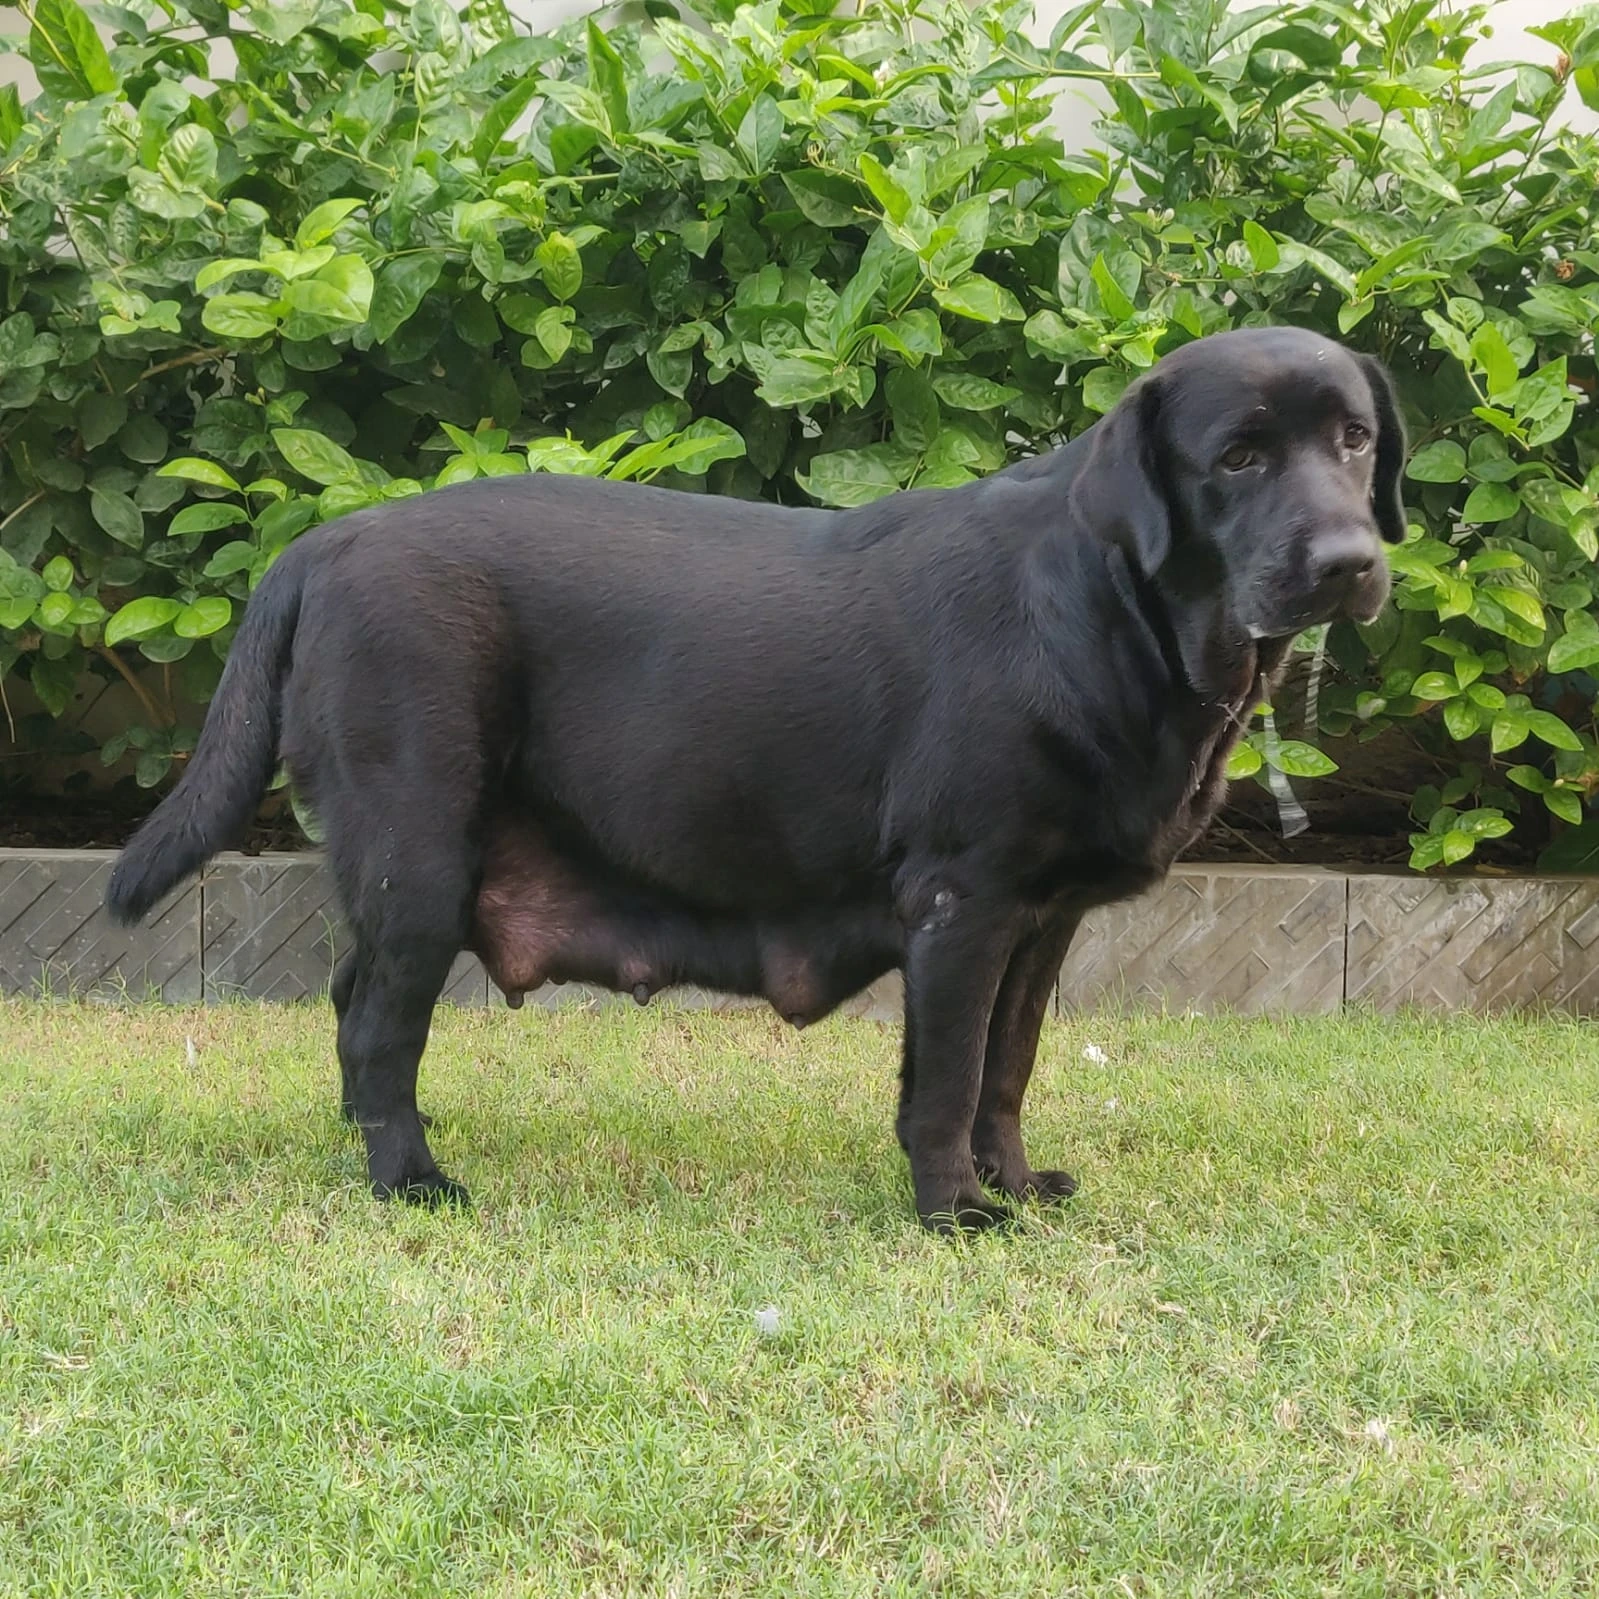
[1071,326,1406,641]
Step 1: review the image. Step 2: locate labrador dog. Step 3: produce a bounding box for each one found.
[107,326,1405,1231]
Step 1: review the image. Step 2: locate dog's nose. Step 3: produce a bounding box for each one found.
[1312,527,1379,591]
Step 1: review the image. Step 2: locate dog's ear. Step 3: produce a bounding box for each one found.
[1356,353,1408,543]
[1070,372,1172,578]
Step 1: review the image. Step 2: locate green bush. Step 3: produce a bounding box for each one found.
[2,0,1598,868]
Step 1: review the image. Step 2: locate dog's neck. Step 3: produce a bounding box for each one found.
[1098,540,1281,719]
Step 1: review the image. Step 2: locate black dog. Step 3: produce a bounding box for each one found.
[107,326,1405,1231]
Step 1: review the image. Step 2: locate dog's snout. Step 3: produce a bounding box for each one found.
[1312,527,1379,590]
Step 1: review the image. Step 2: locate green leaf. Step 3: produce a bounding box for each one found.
[1484,586,1544,633]
[1081,367,1129,414]
[273,427,363,487]
[196,258,269,294]
[1406,441,1467,483]
[584,18,630,134]
[782,170,861,229]
[169,503,248,537]
[370,255,443,343]
[29,654,76,716]
[1272,740,1338,778]
[1526,711,1583,752]
[1491,712,1529,753]
[1411,671,1458,702]
[1409,833,1447,871]
[1462,482,1520,523]
[1240,220,1279,272]
[934,274,1022,324]
[105,595,182,646]
[296,199,364,250]
[78,392,129,449]
[1090,252,1136,322]
[1158,54,1237,132]
[1470,322,1519,398]
[647,418,746,478]
[883,310,942,360]
[1456,808,1514,840]
[736,94,783,176]
[755,352,847,408]
[281,259,374,336]
[886,369,940,453]
[1443,699,1480,741]
[930,373,1019,413]
[36,591,76,630]
[90,488,145,547]
[1545,788,1585,826]
[537,234,583,302]
[159,458,242,493]
[1274,241,1357,299]
[534,305,575,362]
[173,596,232,639]
[1337,297,1375,335]
[204,541,258,578]
[798,448,903,508]
[202,292,281,340]
[42,556,75,593]
[0,85,22,149]
[28,0,117,100]
[1548,613,1599,675]
[857,154,912,224]
[1226,742,1264,779]
[159,125,217,191]
[472,75,542,168]
[119,415,168,465]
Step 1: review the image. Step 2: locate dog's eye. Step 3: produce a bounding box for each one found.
[1219,444,1257,473]
[1343,421,1371,451]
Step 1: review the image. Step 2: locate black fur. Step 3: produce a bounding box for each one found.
[107,327,1405,1231]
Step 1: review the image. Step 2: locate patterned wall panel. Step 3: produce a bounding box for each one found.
[1059,866,1347,1015]
[0,848,200,1001]
[201,855,488,1005]
[19,849,1599,1019]
[1346,872,1599,1014]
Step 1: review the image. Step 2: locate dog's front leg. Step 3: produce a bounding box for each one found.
[899,895,1022,1234]
[972,910,1082,1204]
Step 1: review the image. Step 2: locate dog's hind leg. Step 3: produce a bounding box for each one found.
[333,946,434,1131]
[332,948,359,1122]
[329,821,478,1207]
[971,911,1081,1204]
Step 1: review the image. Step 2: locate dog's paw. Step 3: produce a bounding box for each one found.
[1022,1167,1078,1204]
[977,1162,1078,1205]
[374,1170,471,1209]
[918,1194,1015,1236]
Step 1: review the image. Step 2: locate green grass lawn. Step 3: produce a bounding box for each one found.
[2,998,1597,1597]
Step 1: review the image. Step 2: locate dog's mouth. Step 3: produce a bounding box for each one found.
[1248,563,1391,640]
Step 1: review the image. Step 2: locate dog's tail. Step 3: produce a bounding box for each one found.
[105,544,310,925]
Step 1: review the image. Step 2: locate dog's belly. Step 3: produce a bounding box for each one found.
[469,813,902,1025]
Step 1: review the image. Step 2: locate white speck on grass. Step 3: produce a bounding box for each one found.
[185,1037,199,1068]
[1082,1044,1109,1064]
[754,1306,780,1336]
[1364,1416,1395,1453]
